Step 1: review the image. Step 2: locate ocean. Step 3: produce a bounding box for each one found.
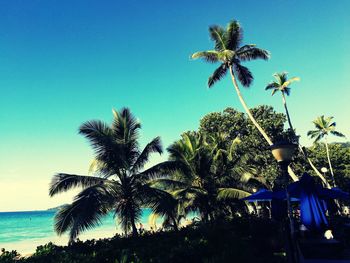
[0,209,154,255]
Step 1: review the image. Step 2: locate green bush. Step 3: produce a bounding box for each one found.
[1,218,287,263]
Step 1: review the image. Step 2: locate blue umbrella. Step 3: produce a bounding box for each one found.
[290,173,328,231]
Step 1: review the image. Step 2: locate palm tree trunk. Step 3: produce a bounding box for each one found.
[170,215,179,231]
[281,92,330,187]
[228,66,298,182]
[131,218,138,237]
[229,66,273,145]
[307,155,331,188]
[324,137,335,181]
[281,92,294,132]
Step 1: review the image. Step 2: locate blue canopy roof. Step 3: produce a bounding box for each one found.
[242,189,274,202]
[242,189,299,202]
[242,175,349,202]
[242,174,349,231]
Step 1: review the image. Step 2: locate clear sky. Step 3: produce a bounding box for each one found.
[0,0,349,212]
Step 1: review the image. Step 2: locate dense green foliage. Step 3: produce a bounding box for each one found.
[153,132,252,224]
[0,249,20,263]
[198,107,349,189]
[199,106,296,185]
[48,105,349,244]
[307,143,350,191]
[1,218,287,263]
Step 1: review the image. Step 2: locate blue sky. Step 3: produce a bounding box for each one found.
[0,0,349,211]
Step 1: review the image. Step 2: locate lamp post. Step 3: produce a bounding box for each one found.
[269,142,297,225]
[270,141,297,263]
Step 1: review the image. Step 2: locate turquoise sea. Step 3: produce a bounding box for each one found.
[0,209,154,254]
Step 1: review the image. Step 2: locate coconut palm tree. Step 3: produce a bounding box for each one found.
[49,108,176,242]
[265,73,330,186]
[307,116,345,184]
[191,20,298,181]
[191,20,271,143]
[265,72,300,132]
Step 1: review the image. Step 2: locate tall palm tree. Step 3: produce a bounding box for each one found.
[191,20,298,181]
[307,116,345,184]
[265,72,300,132]
[191,20,271,143]
[49,108,176,242]
[265,73,330,186]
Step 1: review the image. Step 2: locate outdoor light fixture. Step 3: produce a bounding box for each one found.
[270,141,297,164]
[321,167,328,173]
[321,167,336,187]
[324,230,334,240]
[269,141,298,187]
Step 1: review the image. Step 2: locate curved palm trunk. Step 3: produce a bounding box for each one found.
[228,66,298,182]
[324,137,335,183]
[307,155,331,187]
[281,93,330,188]
[229,66,273,145]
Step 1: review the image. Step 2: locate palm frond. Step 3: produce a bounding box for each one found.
[265,82,278,91]
[172,187,205,199]
[240,173,269,188]
[137,161,180,181]
[88,159,112,177]
[132,136,163,173]
[236,47,269,61]
[191,51,220,63]
[232,62,253,87]
[54,185,111,242]
[112,107,141,144]
[225,20,242,50]
[79,120,115,158]
[208,25,226,51]
[217,188,250,200]
[274,72,287,84]
[140,185,177,218]
[330,131,345,137]
[283,76,300,86]
[307,130,319,138]
[208,63,228,87]
[284,87,291,96]
[149,178,188,190]
[307,130,323,143]
[49,173,106,197]
[271,89,278,96]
